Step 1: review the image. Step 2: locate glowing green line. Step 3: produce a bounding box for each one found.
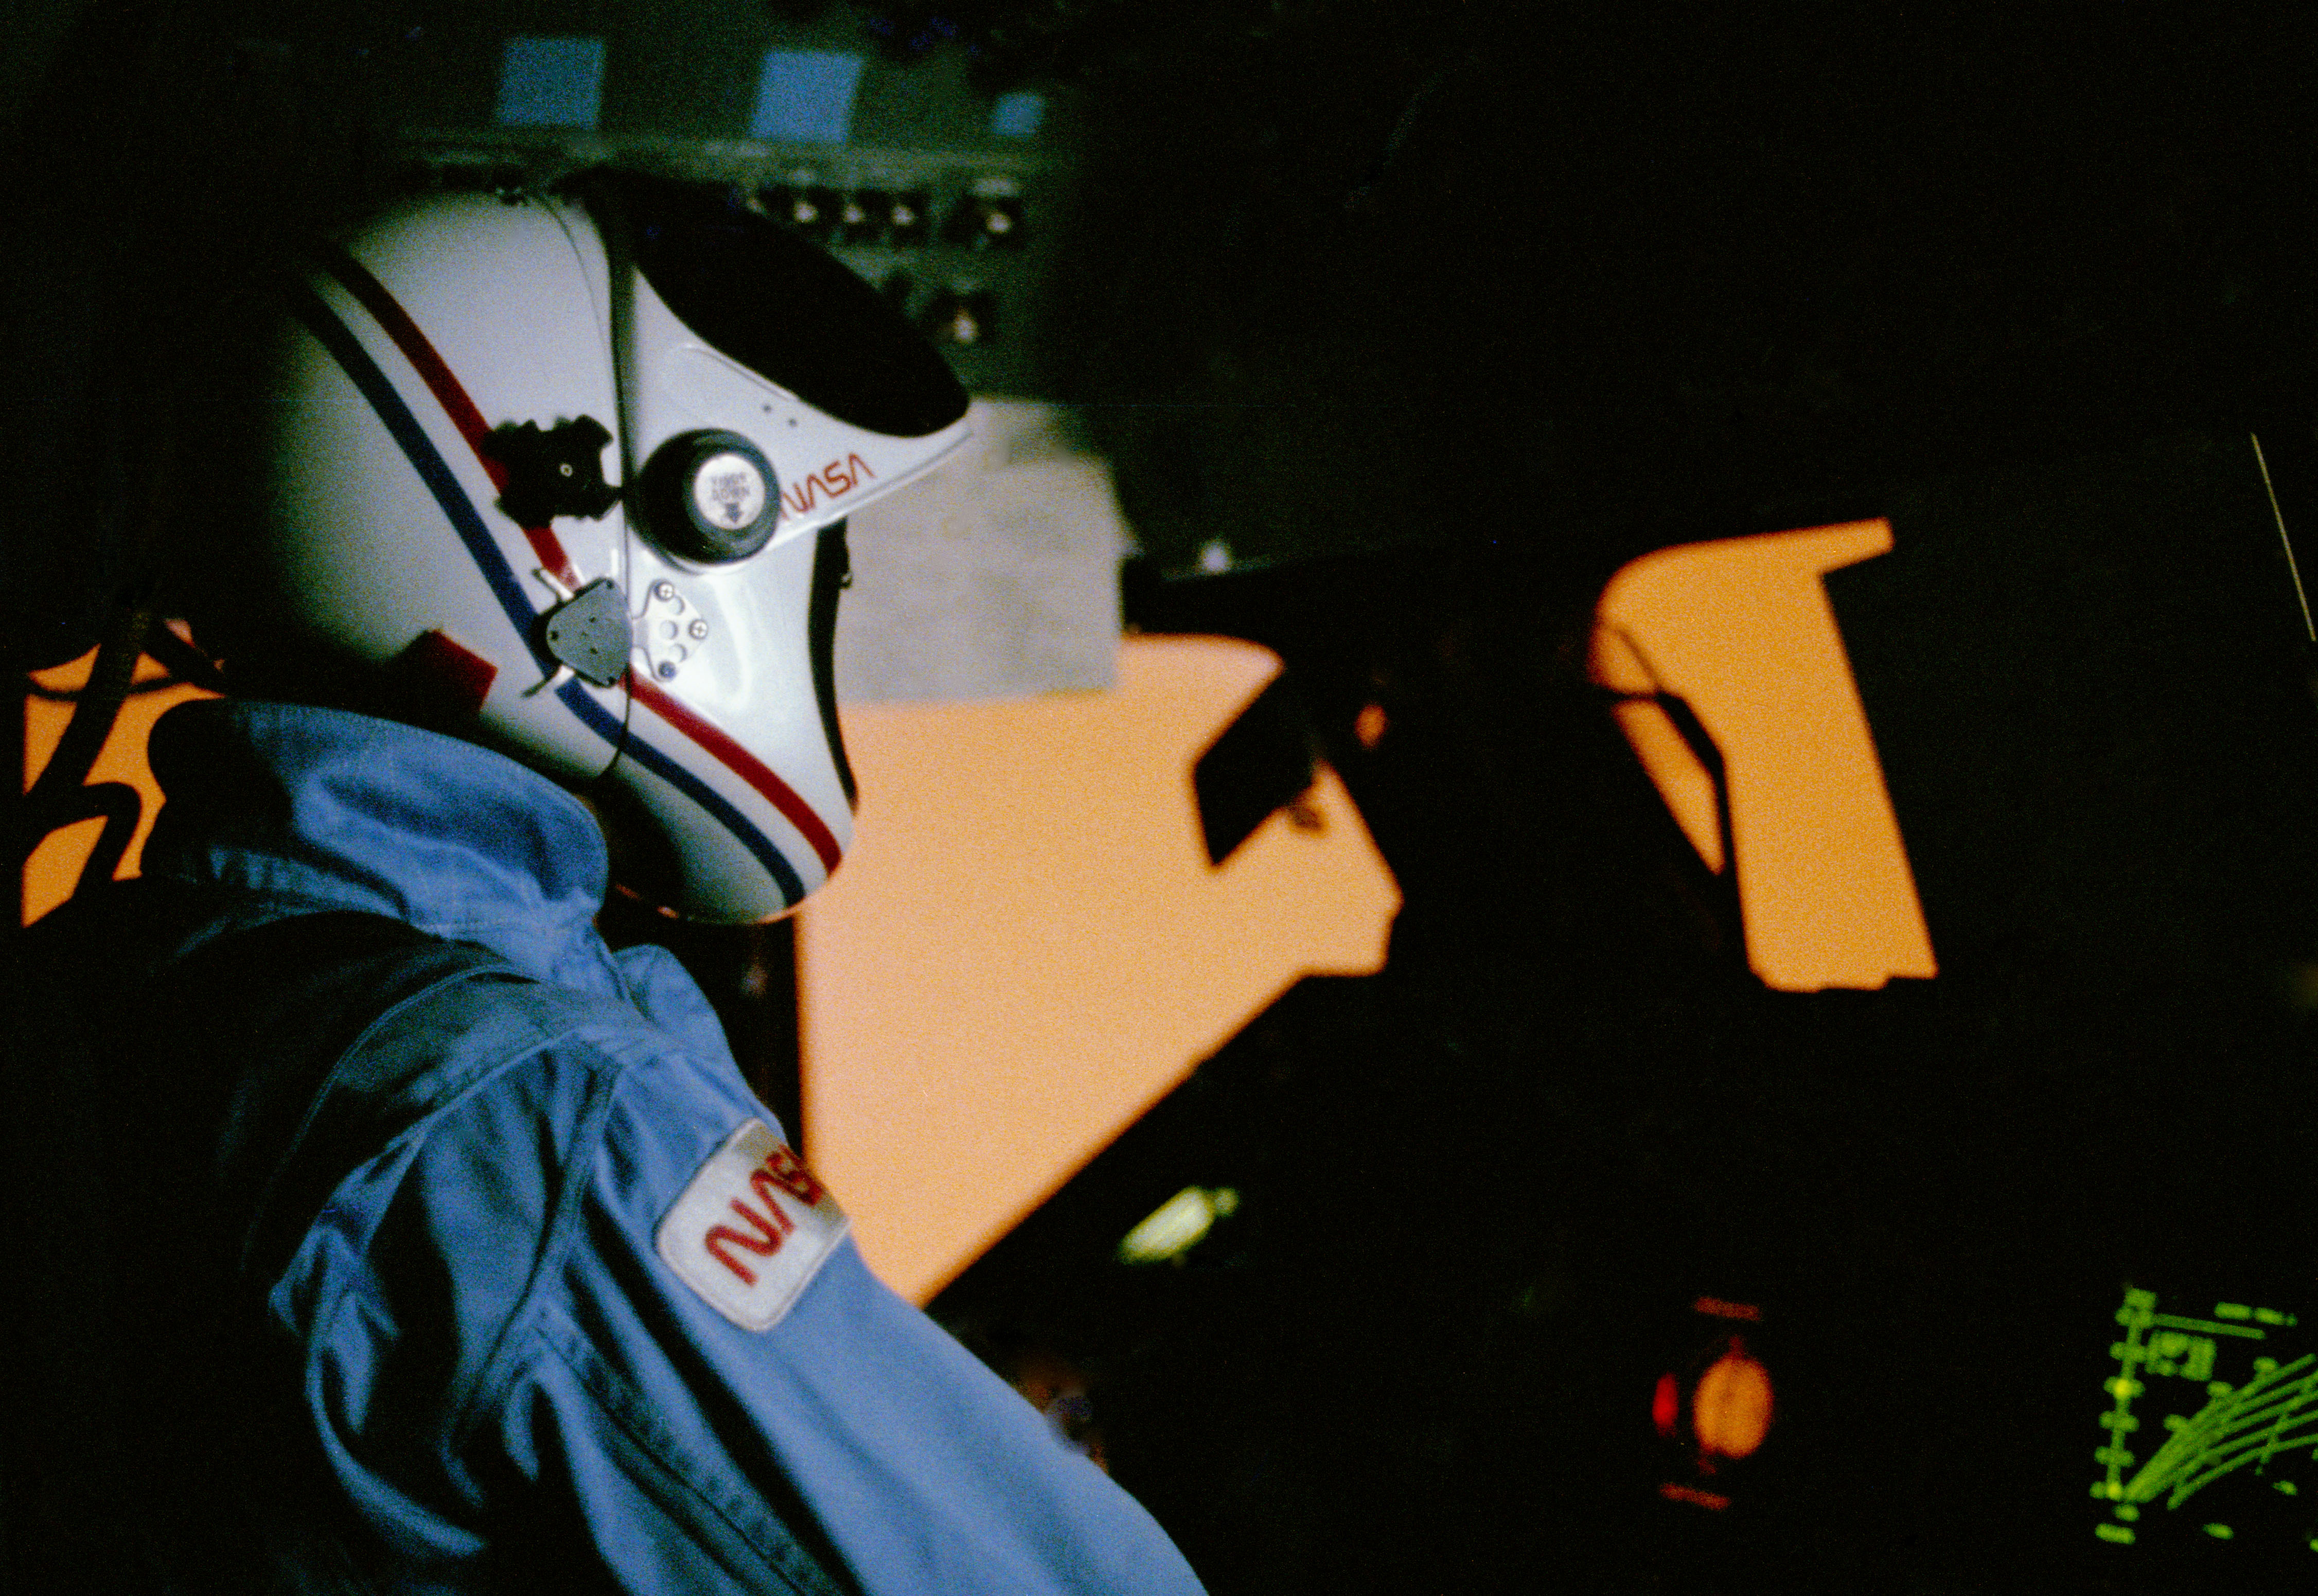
[2158,1411,2318,1497]
[2163,1433,2318,1510]
[2152,1415,2318,1492]
[2187,1379,2318,1459]
[2158,1361,2313,1452]
[2254,432,2317,644]
[2257,1363,2318,1471]
[2179,1360,2318,1442]
[2200,1360,2318,1439]
[2126,1355,2318,1509]
[2149,1314,2267,1340]
[2102,1290,2158,1499]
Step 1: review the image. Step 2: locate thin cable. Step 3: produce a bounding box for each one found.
[2252,432,2314,643]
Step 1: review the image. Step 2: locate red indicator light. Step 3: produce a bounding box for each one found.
[1652,1371,1680,1438]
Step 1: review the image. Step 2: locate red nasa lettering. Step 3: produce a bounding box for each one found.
[756,1142,826,1205]
[779,453,877,518]
[703,1198,791,1283]
[704,1140,823,1285]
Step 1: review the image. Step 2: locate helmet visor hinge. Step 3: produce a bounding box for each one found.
[540,577,633,688]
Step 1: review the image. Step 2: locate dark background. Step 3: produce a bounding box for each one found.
[12,2,2318,1590]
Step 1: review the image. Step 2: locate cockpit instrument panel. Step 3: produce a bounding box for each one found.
[2092,1284,2318,1582]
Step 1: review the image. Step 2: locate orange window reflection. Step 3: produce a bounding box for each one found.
[1592,520,1936,992]
[22,647,217,925]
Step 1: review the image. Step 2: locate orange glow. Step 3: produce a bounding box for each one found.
[1658,1482,1732,1511]
[798,635,1401,1303]
[22,648,217,925]
[1593,520,1936,991]
[1607,698,1724,873]
[1692,1348,1774,1460]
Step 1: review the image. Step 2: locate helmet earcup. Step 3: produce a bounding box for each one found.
[638,430,780,564]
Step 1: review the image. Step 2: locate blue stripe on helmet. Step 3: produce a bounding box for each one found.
[292,282,808,910]
[593,702,810,908]
[287,283,555,670]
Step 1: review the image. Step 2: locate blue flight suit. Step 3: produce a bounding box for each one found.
[119,698,1205,1595]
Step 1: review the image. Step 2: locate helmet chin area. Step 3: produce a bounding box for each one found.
[606,524,856,923]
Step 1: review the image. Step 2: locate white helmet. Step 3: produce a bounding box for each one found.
[251,171,971,921]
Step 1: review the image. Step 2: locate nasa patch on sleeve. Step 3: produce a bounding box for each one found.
[656,1120,851,1332]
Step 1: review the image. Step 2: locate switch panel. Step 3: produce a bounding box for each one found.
[392,19,1079,399]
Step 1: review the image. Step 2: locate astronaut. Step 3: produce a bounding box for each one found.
[46,171,1205,1593]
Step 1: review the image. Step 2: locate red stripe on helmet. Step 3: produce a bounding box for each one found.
[313,247,580,591]
[315,240,843,883]
[629,675,845,877]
